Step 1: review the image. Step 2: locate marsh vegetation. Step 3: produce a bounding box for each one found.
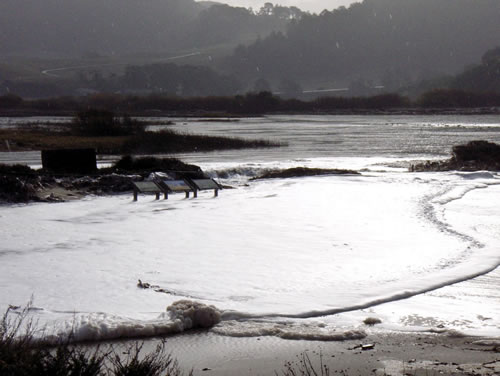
[0,109,281,154]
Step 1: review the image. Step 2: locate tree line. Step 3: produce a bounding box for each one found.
[0,0,303,57]
[2,90,500,116]
[223,0,500,93]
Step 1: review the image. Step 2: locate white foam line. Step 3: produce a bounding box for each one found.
[222,179,500,321]
[420,186,483,248]
[221,259,500,321]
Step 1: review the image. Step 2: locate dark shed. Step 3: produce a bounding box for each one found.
[42,148,97,174]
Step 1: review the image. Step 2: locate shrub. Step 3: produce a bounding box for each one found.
[73,110,143,137]
[1,303,43,376]
[28,346,105,376]
[109,342,188,376]
[0,305,190,376]
[0,164,40,202]
[0,175,37,202]
[417,89,500,108]
[452,140,500,163]
[0,94,24,109]
[411,140,500,171]
[121,129,279,154]
[113,156,204,177]
[0,164,36,175]
[278,351,330,376]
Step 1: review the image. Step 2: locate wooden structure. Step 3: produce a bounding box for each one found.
[132,181,162,201]
[42,148,97,174]
[189,178,222,197]
[132,178,222,202]
[155,179,193,199]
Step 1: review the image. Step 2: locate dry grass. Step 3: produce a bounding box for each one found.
[0,304,191,376]
[0,128,280,155]
[277,352,330,376]
[0,129,128,153]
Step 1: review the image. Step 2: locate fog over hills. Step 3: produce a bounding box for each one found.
[215,0,358,13]
[0,0,290,57]
[1,0,499,98]
[0,0,198,56]
[224,0,500,92]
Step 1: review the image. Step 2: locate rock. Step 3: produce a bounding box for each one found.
[0,157,207,203]
[363,317,382,326]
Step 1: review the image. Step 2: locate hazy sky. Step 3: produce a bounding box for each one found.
[208,0,359,13]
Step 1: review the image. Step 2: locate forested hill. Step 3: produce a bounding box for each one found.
[0,0,199,56]
[0,0,300,57]
[224,0,500,91]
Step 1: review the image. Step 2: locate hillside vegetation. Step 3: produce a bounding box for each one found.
[2,0,500,98]
[224,0,500,92]
[0,0,299,57]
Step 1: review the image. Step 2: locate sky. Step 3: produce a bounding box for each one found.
[207,0,359,14]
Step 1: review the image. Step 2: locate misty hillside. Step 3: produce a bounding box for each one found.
[450,47,500,93]
[223,0,500,91]
[0,0,293,57]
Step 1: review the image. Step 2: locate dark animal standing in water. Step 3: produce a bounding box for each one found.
[137,279,151,289]
[136,279,203,299]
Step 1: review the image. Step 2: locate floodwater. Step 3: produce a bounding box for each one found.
[0,114,499,342]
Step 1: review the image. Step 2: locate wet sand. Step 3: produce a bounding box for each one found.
[120,332,500,375]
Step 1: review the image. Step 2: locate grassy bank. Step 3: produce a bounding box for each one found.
[0,110,281,154]
[0,128,280,155]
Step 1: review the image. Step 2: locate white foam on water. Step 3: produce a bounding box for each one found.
[1,166,499,343]
[36,300,222,344]
[212,320,367,341]
[358,178,500,337]
[3,113,500,342]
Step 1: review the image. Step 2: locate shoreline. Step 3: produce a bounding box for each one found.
[2,179,499,374]
[2,117,499,374]
[2,107,500,118]
[105,331,500,375]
